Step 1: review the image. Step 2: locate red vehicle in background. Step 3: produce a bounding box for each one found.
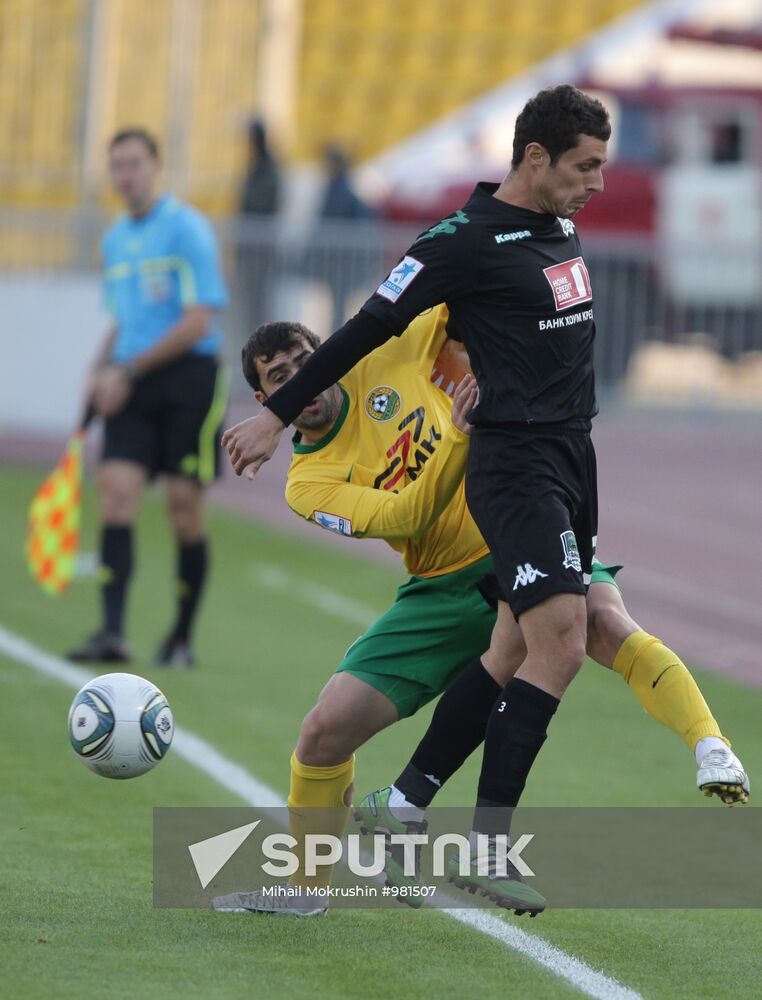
[384,79,762,267]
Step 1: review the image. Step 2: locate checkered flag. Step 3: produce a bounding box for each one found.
[26,408,94,596]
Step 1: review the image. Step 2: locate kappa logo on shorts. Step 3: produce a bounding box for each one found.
[543,257,592,311]
[313,512,353,536]
[376,256,424,302]
[512,563,549,590]
[365,386,402,422]
[560,531,582,572]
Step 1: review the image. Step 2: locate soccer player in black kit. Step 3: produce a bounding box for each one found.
[224,86,611,913]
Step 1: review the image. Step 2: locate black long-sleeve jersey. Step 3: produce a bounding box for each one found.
[266,182,598,429]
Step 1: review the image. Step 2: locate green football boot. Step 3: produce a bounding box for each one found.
[354,787,427,908]
[447,837,546,917]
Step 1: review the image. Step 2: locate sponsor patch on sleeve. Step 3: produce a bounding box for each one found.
[313,511,353,536]
[376,256,424,303]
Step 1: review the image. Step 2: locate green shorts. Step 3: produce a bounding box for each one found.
[337,556,624,718]
[337,555,496,719]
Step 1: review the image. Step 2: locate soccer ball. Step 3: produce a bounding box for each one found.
[68,672,174,779]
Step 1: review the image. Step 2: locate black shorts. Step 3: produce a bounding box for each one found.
[466,424,598,619]
[102,355,228,483]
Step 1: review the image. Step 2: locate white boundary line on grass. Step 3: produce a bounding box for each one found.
[253,556,762,635]
[0,624,643,1000]
[250,563,378,628]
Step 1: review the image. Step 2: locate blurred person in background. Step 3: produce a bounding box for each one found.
[240,118,281,217]
[308,143,377,331]
[319,143,373,222]
[68,127,229,668]
[237,118,282,334]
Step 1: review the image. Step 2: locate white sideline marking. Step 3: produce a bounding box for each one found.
[446,910,642,1000]
[250,563,378,628]
[0,624,642,1000]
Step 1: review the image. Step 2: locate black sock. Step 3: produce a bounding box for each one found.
[394,657,501,808]
[172,539,208,643]
[473,677,560,836]
[101,525,133,637]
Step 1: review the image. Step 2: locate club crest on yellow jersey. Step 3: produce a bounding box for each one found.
[365,386,401,422]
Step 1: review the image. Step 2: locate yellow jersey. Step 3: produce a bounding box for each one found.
[285,306,489,578]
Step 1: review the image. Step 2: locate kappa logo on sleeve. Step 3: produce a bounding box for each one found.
[376,256,424,303]
[313,511,353,536]
[543,257,592,311]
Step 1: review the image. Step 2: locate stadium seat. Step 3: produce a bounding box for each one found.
[2,0,648,262]
[296,0,647,161]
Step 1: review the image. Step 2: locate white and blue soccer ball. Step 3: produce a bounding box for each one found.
[68,672,174,779]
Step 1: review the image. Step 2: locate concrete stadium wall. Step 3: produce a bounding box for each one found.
[0,274,105,434]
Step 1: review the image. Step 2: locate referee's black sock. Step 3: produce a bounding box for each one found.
[472,677,559,837]
[394,657,501,808]
[101,524,133,637]
[172,538,208,644]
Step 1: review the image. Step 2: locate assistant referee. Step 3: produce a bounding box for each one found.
[69,128,228,668]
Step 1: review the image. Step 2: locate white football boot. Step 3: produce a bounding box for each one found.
[212,888,327,917]
[697,747,750,805]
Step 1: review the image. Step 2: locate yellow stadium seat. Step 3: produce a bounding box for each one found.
[3,0,649,246]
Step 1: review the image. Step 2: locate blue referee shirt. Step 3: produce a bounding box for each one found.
[102,194,228,363]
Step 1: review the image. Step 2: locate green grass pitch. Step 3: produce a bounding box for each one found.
[1,465,760,999]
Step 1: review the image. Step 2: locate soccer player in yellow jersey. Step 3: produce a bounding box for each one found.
[214,306,747,917]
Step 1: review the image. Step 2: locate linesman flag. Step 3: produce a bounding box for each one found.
[26,408,94,596]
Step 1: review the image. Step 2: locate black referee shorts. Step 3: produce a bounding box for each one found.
[466,423,598,620]
[102,355,228,484]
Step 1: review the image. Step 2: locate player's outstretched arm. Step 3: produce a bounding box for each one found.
[265,310,394,428]
[223,311,394,481]
[222,406,285,479]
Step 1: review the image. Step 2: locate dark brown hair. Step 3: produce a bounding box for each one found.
[242,321,320,391]
[511,85,610,168]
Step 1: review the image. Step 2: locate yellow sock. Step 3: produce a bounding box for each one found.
[288,752,355,890]
[612,631,729,752]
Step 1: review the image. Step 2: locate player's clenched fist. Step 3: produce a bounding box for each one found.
[221,407,285,479]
